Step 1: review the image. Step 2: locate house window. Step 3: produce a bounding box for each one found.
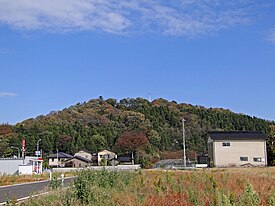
[52,158,54,162]
[222,142,230,147]
[79,164,81,167]
[240,157,248,161]
[253,157,262,162]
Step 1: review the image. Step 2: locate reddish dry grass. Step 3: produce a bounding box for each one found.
[18,167,275,206]
[0,175,47,186]
[131,168,275,206]
[0,172,76,186]
[144,193,190,206]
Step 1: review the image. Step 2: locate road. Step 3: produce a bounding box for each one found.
[0,177,75,205]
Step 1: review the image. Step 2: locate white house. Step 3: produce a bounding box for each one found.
[48,152,73,167]
[97,150,117,166]
[208,131,268,167]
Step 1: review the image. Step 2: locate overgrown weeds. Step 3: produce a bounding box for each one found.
[20,168,275,206]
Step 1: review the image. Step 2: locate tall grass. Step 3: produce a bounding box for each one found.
[20,169,275,206]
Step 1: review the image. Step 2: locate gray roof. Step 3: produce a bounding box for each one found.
[48,152,73,159]
[66,155,93,163]
[209,131,268,141]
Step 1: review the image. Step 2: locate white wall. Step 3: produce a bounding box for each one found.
[49,158,70,167]
[52,165,141,173]
[0,159,24,175]
[19,165,33,175]
[213,140,267,167]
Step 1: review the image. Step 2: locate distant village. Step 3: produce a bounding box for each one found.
[0,131,269,176]
[0,148,137,175]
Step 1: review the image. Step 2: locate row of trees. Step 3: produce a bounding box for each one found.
[0,97,274,166]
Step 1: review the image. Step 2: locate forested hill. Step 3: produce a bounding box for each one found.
[1,97,275,166]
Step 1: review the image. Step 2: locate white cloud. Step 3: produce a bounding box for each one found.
[0,92,18,97]
[0,0,255,36]
[268,30,275,43]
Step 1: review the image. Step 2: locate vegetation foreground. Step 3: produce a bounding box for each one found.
[16,168,275,206]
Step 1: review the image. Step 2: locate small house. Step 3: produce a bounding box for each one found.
[97,150,117,166]
[48,152,73,167]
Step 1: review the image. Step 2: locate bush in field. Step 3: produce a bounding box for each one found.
[73,170,134,205]
[188,189,198,206]
[268,192,275,206]
[49,176,61,190]
[238,183,259,206]
[215,191,234,206]
[73,170,95,204]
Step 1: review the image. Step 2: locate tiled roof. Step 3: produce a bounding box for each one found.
[209,131,268,141]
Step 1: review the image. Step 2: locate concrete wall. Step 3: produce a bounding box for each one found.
[0,159,24,175]
[211,140,267,167]
[19,165,33,175]
[52,165,141,173]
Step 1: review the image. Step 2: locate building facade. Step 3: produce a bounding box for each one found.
[48,152,73,167]
[208,131,267,167]
[64,155,93,168]
[97,150,117,166]
[0,158,24,175]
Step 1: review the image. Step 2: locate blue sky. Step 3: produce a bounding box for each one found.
[0,0,275,124]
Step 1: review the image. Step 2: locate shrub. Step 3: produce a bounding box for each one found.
[268,191,275,206]
[49,176,61,190]
[238,183,259,206]
[73,170,134,204]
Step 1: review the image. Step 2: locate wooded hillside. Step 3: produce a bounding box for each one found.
[1,97,274,167]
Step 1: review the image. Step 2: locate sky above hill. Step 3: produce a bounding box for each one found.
[0,0,275,124]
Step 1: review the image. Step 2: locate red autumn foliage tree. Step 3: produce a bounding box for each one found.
[0,125,13,136]
[115,131,149,152]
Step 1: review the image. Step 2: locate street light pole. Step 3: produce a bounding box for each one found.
[11,146,20,158]
[182,118,186,168]
[37,139,42,155]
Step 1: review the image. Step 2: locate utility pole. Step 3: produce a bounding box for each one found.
[57,148,59,168]
[182,118,186,168]
[36,139,41,174]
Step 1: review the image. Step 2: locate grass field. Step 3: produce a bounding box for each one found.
[0,172,76,186]
[17,167,275,206]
